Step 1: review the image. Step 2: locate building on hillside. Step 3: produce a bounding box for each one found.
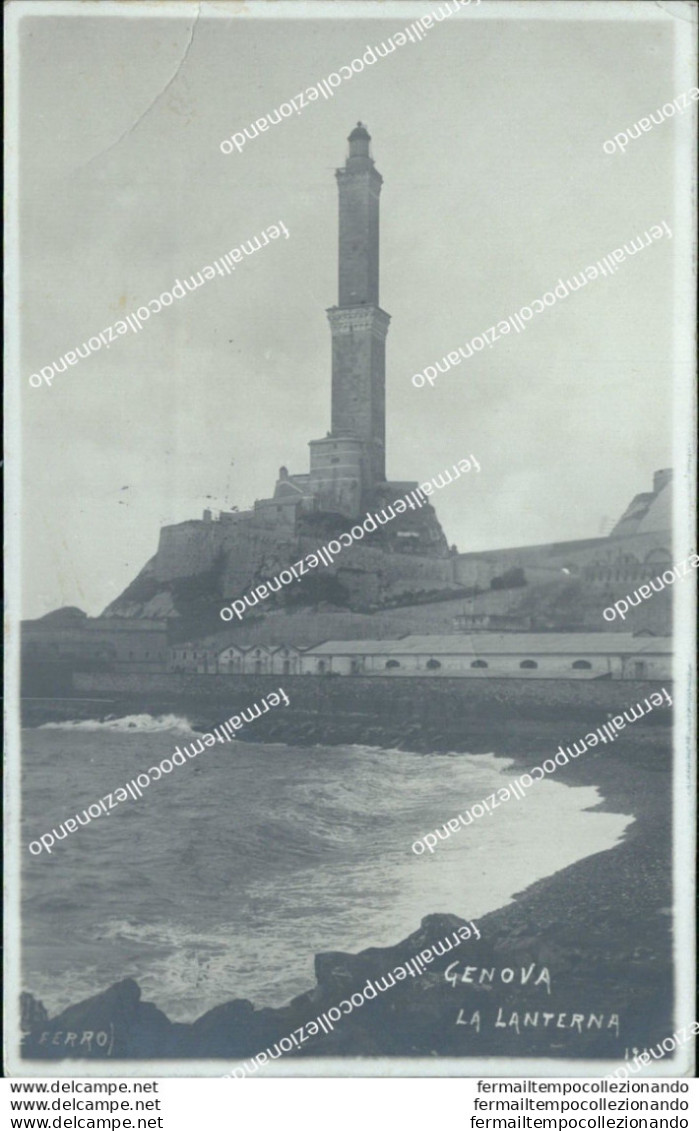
[453,470,672,595]
[609,469,672,538]
[299,634,672,680]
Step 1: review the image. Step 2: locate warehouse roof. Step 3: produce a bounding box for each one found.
[305,633,672,656]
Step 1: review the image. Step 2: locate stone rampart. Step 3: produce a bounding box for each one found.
[455,529,672,580]
[154,521,228,582]
[153,514,456,603]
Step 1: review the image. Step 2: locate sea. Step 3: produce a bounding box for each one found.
[20,714,632,1023]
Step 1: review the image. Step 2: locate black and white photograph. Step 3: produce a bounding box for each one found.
[4,0,697,1088]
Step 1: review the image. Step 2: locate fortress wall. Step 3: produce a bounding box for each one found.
[456,538,609,571]
[154,522,228,582]
[343,546,453,588]
[456,530,672,577]
[221,532,457,604]
[221,528,298,596]
[294,538,453,583]
[145,505,673,632]
[326,545,456,605]
[151,479,456,600]
[155,518,296,592]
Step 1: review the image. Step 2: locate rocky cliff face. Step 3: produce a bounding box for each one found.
[103,499,457,630]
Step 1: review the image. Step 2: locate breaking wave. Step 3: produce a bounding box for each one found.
[22,735,633,1021]
[39,713,195,735]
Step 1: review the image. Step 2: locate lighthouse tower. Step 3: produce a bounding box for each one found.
[308,124,390,516]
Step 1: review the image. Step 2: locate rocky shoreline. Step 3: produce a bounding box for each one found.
[21,702,674,1066]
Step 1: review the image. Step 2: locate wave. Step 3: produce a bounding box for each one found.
[39,713,195,735]
[21,738,636,1022]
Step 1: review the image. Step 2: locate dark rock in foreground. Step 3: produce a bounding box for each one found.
[22,864,672,1064]
[21,720,674,1066]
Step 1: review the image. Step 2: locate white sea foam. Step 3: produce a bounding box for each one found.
[22,737,634,1022]
[39,713,195,735]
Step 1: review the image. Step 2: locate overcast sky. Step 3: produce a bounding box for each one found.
[17,1,692,618]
